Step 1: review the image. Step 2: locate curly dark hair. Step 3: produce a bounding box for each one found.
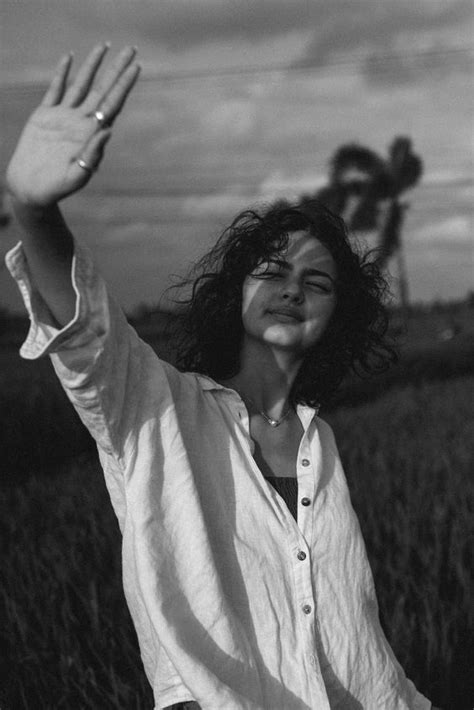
[169,200,396,406]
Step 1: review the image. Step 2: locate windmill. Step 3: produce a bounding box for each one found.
[301,136,423,315]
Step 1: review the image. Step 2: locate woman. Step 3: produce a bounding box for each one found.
[5,45,436,709]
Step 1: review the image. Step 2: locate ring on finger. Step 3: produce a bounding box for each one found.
[77,158,94,173]
[93,109,107,127]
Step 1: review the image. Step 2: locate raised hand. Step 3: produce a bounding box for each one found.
[6,44,140,207]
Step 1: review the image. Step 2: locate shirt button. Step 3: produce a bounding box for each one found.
[297,551,307,561]
[302,604,312,615]
[309,654,317,666]
[301,497,311,506]
[301,458,310,467]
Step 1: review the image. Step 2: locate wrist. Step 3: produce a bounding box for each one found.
[10,196,60,224]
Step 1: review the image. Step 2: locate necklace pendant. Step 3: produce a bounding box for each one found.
[244,396,291,428]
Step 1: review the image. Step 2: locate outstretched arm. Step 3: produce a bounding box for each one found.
[6,44,140,326]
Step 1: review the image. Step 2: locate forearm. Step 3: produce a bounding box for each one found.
[11,199,76,327]
[5,45,140,328]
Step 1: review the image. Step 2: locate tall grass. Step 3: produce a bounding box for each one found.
[1,456,153,709]
[326,376,474,709]
[2,376,473,709]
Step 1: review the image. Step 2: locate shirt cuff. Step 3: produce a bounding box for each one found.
[407,679,431,710]
[5,240,95,360]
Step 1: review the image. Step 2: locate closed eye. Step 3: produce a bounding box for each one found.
[306,281,332,293]
[252,260,284,279]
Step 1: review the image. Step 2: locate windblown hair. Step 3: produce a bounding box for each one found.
[169,200,396,406]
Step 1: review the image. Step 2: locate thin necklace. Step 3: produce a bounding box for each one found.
[245,396,292,428]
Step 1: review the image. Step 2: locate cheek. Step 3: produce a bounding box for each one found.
[241,279,265,317]
[307,297,337,332]
[313,295,336,319]
[324,297,337,323]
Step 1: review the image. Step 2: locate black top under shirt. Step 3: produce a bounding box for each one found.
[264,476,298,521]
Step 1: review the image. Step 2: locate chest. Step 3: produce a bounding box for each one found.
[249,416,303,479]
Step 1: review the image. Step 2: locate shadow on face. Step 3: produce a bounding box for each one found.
[239,232,337,373]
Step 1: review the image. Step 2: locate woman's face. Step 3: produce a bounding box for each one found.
[241,231,337,356]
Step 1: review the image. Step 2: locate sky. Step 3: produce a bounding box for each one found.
[1,0,473,313]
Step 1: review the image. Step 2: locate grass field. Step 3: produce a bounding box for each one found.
[1,312,474,709]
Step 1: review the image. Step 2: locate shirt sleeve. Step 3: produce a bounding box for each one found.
[5,240,158,462]
[406,679,431,709]
[317,418,432,710]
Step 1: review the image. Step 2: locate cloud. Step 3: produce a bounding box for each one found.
[258,169,326,202]
[201,99,257,139]
[181,192,250,218]
[291,0,473,83]
[423,169,473,187]
[64,0,471,60]
[104,222,156,244]
[413,215,472,245]
[179,168,328,220]
[1,0,471,311]
[74,0,320,51]
[3,0,471,88]
[363,38,472,86]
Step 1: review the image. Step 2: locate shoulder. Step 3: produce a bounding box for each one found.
[154,360,224,401]
[315,415,338,452]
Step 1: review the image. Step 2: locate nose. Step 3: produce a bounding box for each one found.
[280,278,304,304]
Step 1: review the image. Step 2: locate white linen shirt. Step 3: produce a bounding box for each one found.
[6,242,430,710]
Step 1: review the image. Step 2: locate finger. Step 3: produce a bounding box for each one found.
[41,53,73,107]
[63,43,110,108]
[73,129,112,176]
[81,45,137,115]
[96,63,141,125]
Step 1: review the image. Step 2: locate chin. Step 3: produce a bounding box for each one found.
[265,321,316,345]
[262,333,305,352]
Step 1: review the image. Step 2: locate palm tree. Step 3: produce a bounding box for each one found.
[300,136,423,314]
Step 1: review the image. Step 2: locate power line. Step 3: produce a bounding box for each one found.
[1,44,472,92]
[34,176,473,199]
[140,45,474,83]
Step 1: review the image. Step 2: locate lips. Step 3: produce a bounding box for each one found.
[268,307,303,322]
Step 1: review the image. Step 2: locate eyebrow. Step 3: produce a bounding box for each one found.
[268,258,336,283]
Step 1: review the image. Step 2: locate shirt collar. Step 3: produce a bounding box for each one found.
[195,373,227,391]
[196,373,319,430]
[296,404,319,430]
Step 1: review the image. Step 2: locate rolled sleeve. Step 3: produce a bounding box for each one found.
[5,240,144,459]
[407,680,431,710]
[5,240,106,359]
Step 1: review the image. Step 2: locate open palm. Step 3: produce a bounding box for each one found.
[6,44,140,207]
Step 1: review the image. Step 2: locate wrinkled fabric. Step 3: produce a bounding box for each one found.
[6,241,431,710]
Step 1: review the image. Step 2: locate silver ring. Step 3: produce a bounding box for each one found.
[94,109,107,126]
[77,158,93,173]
